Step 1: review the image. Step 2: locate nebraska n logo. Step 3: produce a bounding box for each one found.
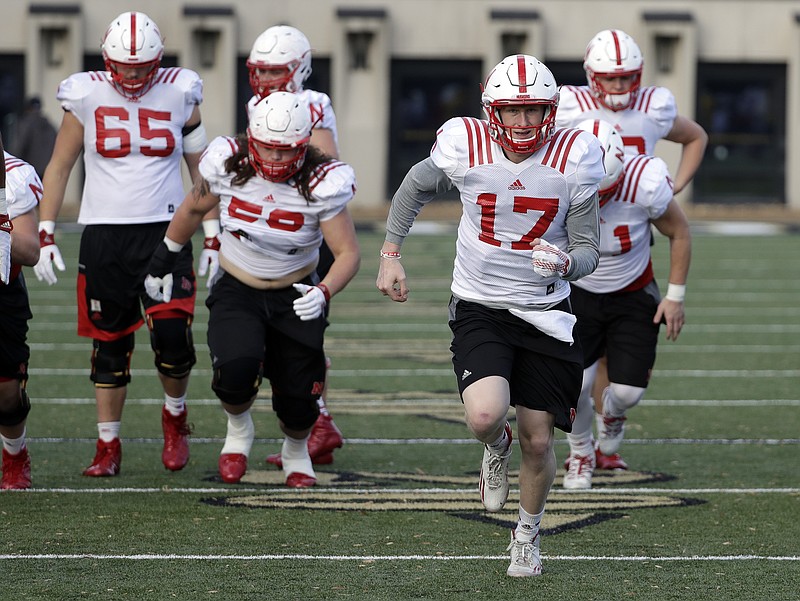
[508,179,525,190]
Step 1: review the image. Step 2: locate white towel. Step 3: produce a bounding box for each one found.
[508,308,577,344]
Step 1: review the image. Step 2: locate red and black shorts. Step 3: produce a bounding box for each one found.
[570,283,661,388]
[77,223,196,341]
[0,274,31,382]
[449,297,583,433]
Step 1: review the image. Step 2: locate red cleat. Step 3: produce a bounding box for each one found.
[162,407,191,471]
[265,413,343,467]
[219,453,248,483]
[595,448,628,470]
[1,448,31,490]
[285,472,316,488]
[83,439,122,477]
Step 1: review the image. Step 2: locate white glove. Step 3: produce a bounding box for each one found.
[144,273,174,303]
[197,235,221,288]
[34,221,66,285]
[292,283,327,321]
[531,239,571,278]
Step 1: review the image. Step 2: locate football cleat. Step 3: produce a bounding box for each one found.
[1,447,32,490]
[219,453,248,483]
[83,438,122,477]
[162,406,191,471]
[595,447,628,470]
[597,412,626,455]
[479,422,512,512]
[562,452,596,490]
[265,413,343,467]
[285,472,316,488]
[506,531,542,577]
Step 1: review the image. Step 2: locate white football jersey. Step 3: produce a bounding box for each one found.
[556,85,677,157]
[200,136,355,279]
[247,89,338,146]
[430,117,604,308]
[4,152,42,220]
[574,154,673,294]
[57,68,203,225]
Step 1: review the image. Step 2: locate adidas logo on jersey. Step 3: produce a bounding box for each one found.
[508,179,525,190]
[264,194,275,203]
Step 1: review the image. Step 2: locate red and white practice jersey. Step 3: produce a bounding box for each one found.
[556,85,677,158]
[57,68,203,225]
[4,152,42,220]
[200,136,355,280]
[247,89,338,146]
[573,154,673,294]
[430,117,604,307]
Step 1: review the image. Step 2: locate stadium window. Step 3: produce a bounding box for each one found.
[694,62,786,205]
[388,59,483,200]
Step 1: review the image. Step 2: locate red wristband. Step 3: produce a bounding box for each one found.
[317,283,331,303]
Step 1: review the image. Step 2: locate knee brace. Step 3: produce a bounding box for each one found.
[148,315,197,379]
[605,382,646,413]
[0,386,31,427]
[91,334,134,388]
[212,358,262,405]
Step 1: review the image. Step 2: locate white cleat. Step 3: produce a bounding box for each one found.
[563,452,596,490]
[506,531,542,577]
[479,422,512,512]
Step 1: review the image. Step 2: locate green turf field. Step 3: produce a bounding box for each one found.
[2,222,799,600]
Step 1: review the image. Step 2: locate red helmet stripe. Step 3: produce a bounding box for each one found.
[130,12,137,57]
[516,55,527,93]
[611,30,622,66]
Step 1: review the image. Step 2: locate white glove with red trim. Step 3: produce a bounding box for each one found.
[531,239,571,278]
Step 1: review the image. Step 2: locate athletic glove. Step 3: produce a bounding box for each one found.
[531,239,571,278]
[33,220,66,285]
[292,283,328,321]
[197,220,221,288]
[144,241,181,303]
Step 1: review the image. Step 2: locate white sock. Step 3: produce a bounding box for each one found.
[281,434,314,477]
[1,429,26,455]
[487,425,510,454]
[515,506,544,543]
[220,410,255,456]
[317,397,330,417]
[567,389,595,456]
[98,421,121,443]
[164,394,186,416]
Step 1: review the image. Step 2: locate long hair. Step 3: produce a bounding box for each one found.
[224,133,333,202]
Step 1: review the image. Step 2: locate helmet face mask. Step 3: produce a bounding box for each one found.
[481,54,559,154]
[583,29,643,111]
[102,11,164,99]
[247,92,312,182]
[247,26,312,99]
[575,118,625,202]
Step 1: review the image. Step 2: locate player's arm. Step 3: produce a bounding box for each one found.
[665,115,708,195]
[562,192,601,281]
[377,157,451,302]
[181,105,206,185]
[651,199,692,341]
[310,128,339,159]
[166,176,219,246]
[319,207,360,297]
[10,209,39,267]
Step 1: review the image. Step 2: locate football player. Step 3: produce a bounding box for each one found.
[561,119,691,490]
[0,135,11,285]
[144,92,360,488]
[0,150,43,489]
[556,29,707,470]
[246,25,345,469]
[35,12,211,477]
[377,55,604,577]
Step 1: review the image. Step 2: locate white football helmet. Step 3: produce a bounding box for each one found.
[575,119,625,200]
[481,54,559,154]
[247,25,312,99]
[101,12,164,99]
[247,91,312,182]
[583,29,643,111]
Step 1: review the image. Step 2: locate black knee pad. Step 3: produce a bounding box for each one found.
[212,358,263,405]
[148,315,197,379]
[274,394,319,431]
[0,387,31,427]
[91,334,134,388]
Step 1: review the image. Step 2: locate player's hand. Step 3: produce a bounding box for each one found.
[292,283,327,321]
[376,254,409,302]
[34,224,66,285]
[144,241,180,303]
[197,234,221,288]
[530,238,571,278]
[654,298,685,341]
[0,215,12,285]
